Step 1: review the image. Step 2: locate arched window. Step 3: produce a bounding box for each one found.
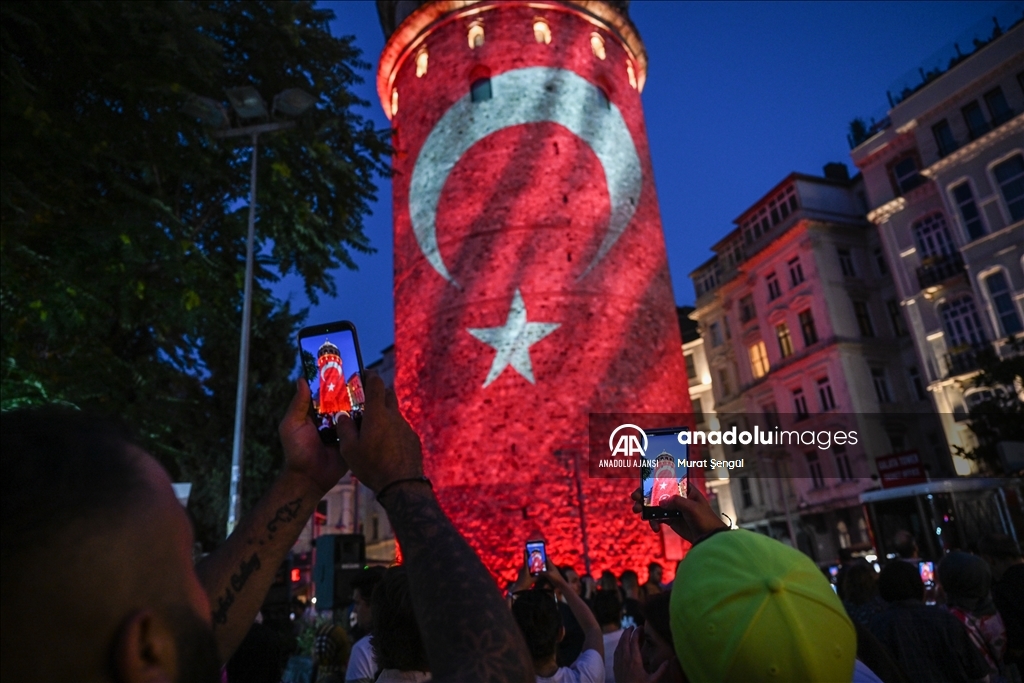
[626,60,637,90]
[469,65,492,103]
[939,295,986,348]
[533,19,551,44]
[590,32,606,60]
[415,49,428,78]
[390,89,398,117]
[912,213,954,260]
[983,270,1023,336]
[468,22,484,49]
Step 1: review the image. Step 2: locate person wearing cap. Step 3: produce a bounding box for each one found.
[938,551,1007,680]
[629,485,876,683]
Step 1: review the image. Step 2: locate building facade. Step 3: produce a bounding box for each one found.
[689,166,951,565]
[850,18,1024,473]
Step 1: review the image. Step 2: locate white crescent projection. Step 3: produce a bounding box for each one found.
[409,66,643,286]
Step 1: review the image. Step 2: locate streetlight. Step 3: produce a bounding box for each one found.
[185,85,316,537]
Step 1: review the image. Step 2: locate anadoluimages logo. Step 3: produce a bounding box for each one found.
[609,424,648,457]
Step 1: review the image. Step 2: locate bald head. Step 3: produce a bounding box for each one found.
[2,408,216,682]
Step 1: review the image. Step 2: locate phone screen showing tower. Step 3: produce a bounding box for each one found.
[641,431,688,519]
[299,326,365,442]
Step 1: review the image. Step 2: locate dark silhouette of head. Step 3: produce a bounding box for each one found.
[878,560,923,603]
[511,589,562,661]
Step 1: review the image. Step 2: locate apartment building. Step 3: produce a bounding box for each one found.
[850,15,1024,472]
[689,165,950,565]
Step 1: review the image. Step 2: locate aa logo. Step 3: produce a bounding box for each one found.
[609,424,648,458]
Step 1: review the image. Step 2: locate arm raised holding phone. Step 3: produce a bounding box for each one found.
[335,372,533,683]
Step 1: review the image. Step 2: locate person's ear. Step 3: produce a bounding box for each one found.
[113,610,178,683]
[557,625,565,644]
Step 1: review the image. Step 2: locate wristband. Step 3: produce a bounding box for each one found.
[376,476,432,502]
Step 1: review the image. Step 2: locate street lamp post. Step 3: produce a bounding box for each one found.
[185,86,316,537]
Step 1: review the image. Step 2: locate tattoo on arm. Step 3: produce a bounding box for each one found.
[266,497,303,535]
[212,553,261,627]
[382,486,532,683]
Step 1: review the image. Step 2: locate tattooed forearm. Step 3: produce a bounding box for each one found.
[211,552,261,627]
[266,497,303,535]
[381,483,532,683]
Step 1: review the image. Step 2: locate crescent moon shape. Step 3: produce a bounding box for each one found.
[409,67,643,286]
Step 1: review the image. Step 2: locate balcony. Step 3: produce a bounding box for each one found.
[917,252,965,290]
[943,344,988,378]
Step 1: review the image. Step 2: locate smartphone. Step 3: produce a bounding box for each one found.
[828,565,840,583]
[641,428,689,520]
[297,321,366,445]
[525,541,547,577]
[918,560,935,585]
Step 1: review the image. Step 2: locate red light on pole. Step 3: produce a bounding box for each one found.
[290,568,301,583]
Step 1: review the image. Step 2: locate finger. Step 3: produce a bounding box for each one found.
[649,520,662,532]
[614,625,634,660]
[631,487,644,502]
[335,412,359,452]
[650,659,670,683]
[384,386,399,411]
[687,482,710,505]
[280,379,312,435]
[633,500,644,515]
[658,494,696,512]
[362,371,386,411]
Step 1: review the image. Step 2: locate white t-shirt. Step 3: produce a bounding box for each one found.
[602,630,623,683]
[537,648,605,683]
[345,635,377,683]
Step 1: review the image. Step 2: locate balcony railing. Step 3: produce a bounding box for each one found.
[917,252,965,290]
[944,343,988,378]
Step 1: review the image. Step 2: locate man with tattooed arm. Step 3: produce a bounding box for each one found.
[0,372,532,683]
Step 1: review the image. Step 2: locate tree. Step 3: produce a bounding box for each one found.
[953,337,1024,474]
[0,1,389,546]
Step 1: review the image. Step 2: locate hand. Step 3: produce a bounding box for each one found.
[335,371,424,493]
[279,379,349,495]
[539,564,568,592]
[630,484,726,544]
[510,562,535,594]
[614,626,668,683]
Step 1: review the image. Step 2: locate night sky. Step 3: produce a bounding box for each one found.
[272,1,1007,363]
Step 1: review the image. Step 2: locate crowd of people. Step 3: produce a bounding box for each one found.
[2,372,1022,683]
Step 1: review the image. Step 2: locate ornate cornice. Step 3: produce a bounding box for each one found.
[867,197,907,225]
[922,113,1024,178]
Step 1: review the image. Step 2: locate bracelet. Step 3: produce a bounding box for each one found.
[376,476,432,502]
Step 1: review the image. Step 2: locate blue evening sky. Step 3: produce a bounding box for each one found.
[273,1,1007,362]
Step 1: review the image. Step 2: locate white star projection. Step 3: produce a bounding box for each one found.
[467,289,560,387]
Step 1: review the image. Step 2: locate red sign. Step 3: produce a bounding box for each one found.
[876,451,926,488]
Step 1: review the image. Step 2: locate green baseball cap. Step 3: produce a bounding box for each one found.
[670,530,855,682]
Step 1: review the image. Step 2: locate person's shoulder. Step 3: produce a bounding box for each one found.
[569,648,605,682]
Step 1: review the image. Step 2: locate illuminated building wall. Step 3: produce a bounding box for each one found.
[376,0,692,582]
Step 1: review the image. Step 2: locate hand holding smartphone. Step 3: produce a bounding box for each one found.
[297,321,366,445]
[640,428,689,520]
[525,541,547,577]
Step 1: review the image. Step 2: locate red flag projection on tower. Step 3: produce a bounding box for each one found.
[317,340,352,415]
[377,1,694,582]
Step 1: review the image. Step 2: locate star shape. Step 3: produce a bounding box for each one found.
[468,289,560,388]
[327,383,335,391]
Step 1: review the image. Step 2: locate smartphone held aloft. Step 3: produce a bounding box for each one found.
[297,320,366,445]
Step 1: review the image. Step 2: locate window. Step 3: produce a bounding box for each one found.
[740,477,753,508]
[470,77,492,102]
[951,182,986,240]
[692,397,704,424]
[415,49,429,77]
[889,153,925,195]
[792,388,809,419]
[684,353,697,380]
[913,212,955,259]
[887,299,908,336]
[799,310,818,346]
[962,101,989,139]
[372,514,380,541]
[748,341,770,379]
[853,300,875,337]
[834,445,853,481]
[788,257,805,287]
[728,421,742,452]
[767,272,782,300]
[874,248,888,275]
[806,452,825,488]
[590,32,606,60]
[817,376,836,411]
[468,22,485,48]
[932,119,958,157]
[717,368,732,398]
[908,366,927,401]
[984,271,1023,336]
[940,295,987,348]
[776,322,794,358]
[889,433,906,452]
[993,154,1024,222]
[984,87,1013,126]
[762,403,780,429]
[533,19,551,44]
[723,316,732,340]
[871,367,893,403]
[739,295,756,323]
[626,60,638,90]
[838,248,856,277]
[709,322,723,347]
[390,89,399,116]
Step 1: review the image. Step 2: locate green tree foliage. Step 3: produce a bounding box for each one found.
[953,337,1024,474]
[0,1,389,546]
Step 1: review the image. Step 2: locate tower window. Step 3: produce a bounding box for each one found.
[468,22,484,49]
[626,60,637,90]
[470,78,492,103]
[390,89,398,116]
[590,32,606,60]
[415,49,428,78]
[533,19,551,44]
